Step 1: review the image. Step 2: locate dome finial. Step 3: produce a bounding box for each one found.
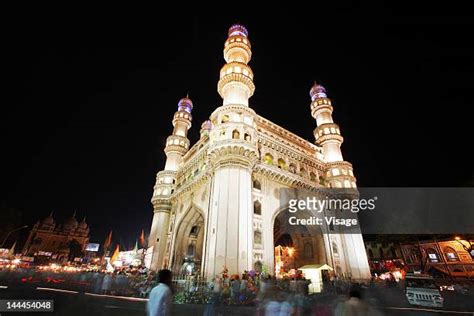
[178,95,193,113]
[310,81,327,101]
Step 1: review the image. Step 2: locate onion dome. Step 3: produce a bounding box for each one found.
[63,212,78,230]
[177,95,193,113]
[228,24,248,37]
[41,212,55,225]
[201,120,212,132]
[310,82,328,101]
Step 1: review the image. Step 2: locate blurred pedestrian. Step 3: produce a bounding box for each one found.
[146,269,173,316]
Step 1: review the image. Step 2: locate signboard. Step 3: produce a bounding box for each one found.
[85,243,100,252]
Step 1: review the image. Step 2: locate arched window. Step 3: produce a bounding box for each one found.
[254,230,262,244]
[319,176,325,186]
[187,244,195,256]
[277,158,286,170]
[232,129,240,139]
[189,226,199,236]
[264,153,273,165]
[244,133,251,141]
[332,242,339,254]
[444,247,459,262]
[289,163,297,173]
[221,115,229,123]
[254,201,261,215]
[300,167,306,177]
[304,242,313,258]
[310,172,317,182]
[253,179,261,190]
[426,248,440,263]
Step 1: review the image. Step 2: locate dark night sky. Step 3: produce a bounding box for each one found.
[2,10,473,248]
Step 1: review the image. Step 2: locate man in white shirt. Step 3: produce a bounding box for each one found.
[146,269,173,316]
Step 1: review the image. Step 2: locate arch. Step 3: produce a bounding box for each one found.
[221,114,229,123]
[264,153,273,165]
[299,167,306,177]
[232,129,240,139]
[289,163,297,173]
[332,241,339,255]
[443,246,459,262]
[310,172,317,182]
[277,158,287,170]
[244,133,251,141]
[171,205,206,276]
[319,176,325,186]
[253,179,261,190]
[272,205,326,276]
[254,230,262,245]
[426,248,439,263]
[254,200,262,215]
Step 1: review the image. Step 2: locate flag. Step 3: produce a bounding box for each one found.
[139,229,146,248]
[103,230,113,250]
[110,244,119,265]
[8,242,16,256]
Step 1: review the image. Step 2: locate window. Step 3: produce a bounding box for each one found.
[232,129,240,139]
[444,247,459,262]
[253,180,261,190]
[244,133,251,141]
[427,248,439,263]
[277,158,286,170]
[254,201,261,215]
[254,230,262,244]
[332,242,339,254]
[190,225,199,236]
[319,176,325,186]
[289,163,297,173]
[310,172,317,182]
[264,153,273,165]
[221,115,229,123]
[187,244,195,257]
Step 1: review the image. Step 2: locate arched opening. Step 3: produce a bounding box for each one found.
[289,163,297,173]
[232,129,240,139]
[444,247,459,262]
[300,167,306,177]
[310,172,317,182]
[319,176,325,186]
[277,158,287,170]
[172,207,205,277]
[244,133,251,141]
[221,115,229,123]
[253,179,261,190]
[273,208,325,278]
[264,153,273,165]
[427,248,439,263]
[254,200,262,215]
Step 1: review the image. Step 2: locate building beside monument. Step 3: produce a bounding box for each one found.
[22,212,90,261]
[148,24,371,281]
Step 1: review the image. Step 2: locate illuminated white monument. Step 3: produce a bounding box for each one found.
[148,24,371,281]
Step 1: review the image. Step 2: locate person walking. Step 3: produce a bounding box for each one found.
[146,269,173,316]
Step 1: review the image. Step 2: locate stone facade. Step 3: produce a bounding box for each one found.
[148,24,371,281]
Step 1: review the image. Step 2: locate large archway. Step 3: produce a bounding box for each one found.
[171,207,205,277]
[273,208,326,277]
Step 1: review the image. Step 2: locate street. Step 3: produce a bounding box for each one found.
[1,284,473,315]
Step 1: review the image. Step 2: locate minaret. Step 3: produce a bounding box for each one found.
[205,24,258,279]
[218,24,255,107]
[310,82,371,280]
[310,83,356,189]
[149,96,193,270]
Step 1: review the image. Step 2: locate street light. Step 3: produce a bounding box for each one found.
[0,225,28,248]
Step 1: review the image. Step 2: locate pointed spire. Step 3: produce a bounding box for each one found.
[49,210,54,217]
[82,216,87,222]
[72,210,77,217]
